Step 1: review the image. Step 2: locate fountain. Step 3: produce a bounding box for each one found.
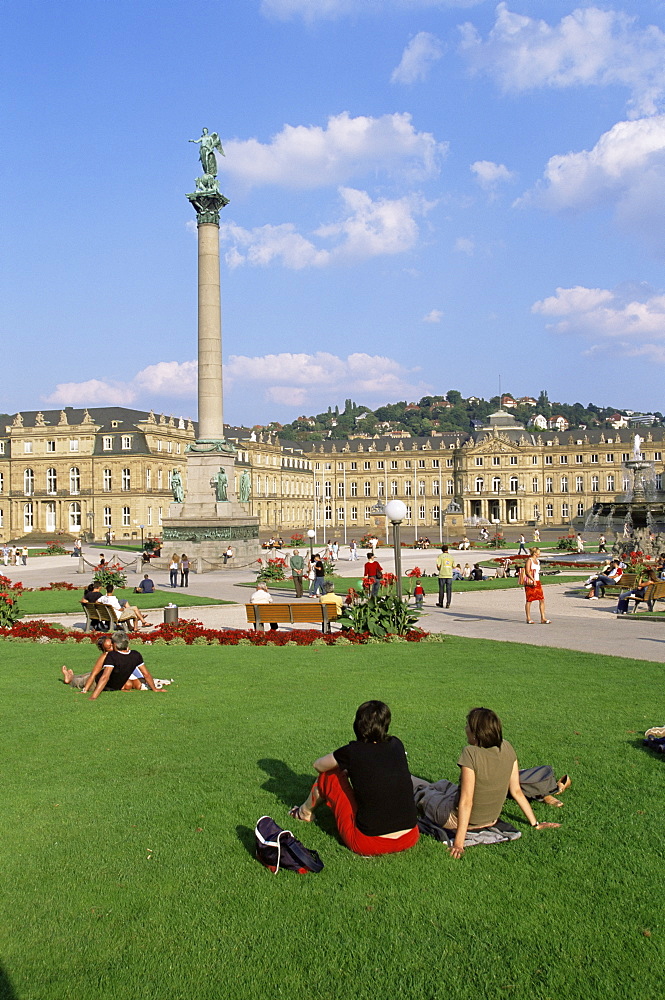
[586,434,665,557]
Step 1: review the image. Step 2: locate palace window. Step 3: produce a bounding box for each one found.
[351,506,358,520]
[122,507,130,527]
[377,461,384,470]
[364,482,371,497]
[577,502,585,517]
[24,442,32,454]
[510,476,518,492]
[24,468,34,495]
[532,477,538,492]
[69,467,80,494]
[69,439,79,452]
[47,468,57,494]
[404,481,412,496]
[545,477,553,493]
[122,468,131,491]
[390,480,398,496]
[492,456,501,466]
[69,502,81,530]
[591,476,599,492]
[432,505,440,521]
[46,440,56,452]
[492,477,501,492]
[475,457,483,466]
[103,469,112,492]
[337,507,345,521]
[546,504,553,518]
[350,481,358,497]
[24,502,33,529]
[561,477,568,493]
[324,481,332,498]
[324,505,332,521]
[337,482,344,498]
[576,476,583,492]
[121,436,132,450]
[419,504,425,520]
[559,455,568,464]
[575,454,583,463]
[607,475,615,491]
[475,477,484,493]
[377,482,385,497]
[562,503,569,518]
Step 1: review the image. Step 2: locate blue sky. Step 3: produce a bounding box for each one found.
[2,0,665,425]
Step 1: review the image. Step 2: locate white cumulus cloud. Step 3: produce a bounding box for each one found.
[520,115,665,253]
[226,351,431,406]
[460,4,665,117]
[220,188,433,268]
[423,309,443,323]
[391,32,443,85]
[44,362,199,409]
[532,284,665,362]
[44,379,138,407]
[221,112,445,189]
[471,160,515,189]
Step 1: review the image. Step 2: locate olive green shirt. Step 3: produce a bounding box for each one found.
[457,740,517,827]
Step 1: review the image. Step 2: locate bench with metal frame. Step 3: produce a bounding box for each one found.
[80,601,131,633]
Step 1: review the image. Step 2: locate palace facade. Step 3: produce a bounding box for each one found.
[1,407,662,541]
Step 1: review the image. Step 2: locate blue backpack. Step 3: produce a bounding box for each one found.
[254,816,324,874]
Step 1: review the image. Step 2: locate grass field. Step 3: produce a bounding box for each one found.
[0,639,662,999]
[18,588,230,616]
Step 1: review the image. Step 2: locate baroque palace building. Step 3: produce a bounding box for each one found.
[1,407,663,541]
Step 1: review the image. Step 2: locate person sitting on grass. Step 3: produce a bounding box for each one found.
[288,700,419,857]
[99,584,151,630]
[61,633,166,696]
[411,707,563,859]
[134,574,155,594]
[470,563,484,581]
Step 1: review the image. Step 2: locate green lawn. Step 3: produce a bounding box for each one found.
[0,639,662,999]
[19,587,230,616]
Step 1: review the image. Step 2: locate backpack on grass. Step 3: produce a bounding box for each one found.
[255,816,324,874]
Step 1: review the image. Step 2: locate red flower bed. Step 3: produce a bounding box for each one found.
[0,618,431,645]
[37,581,80,591]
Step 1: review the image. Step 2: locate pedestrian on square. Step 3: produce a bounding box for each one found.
[308,554,326,597]
[517,534,528,556]
[179,554,190,587]
[169,554,179,588]
[21,546,28,566]
[289,548,305,598]
[413,581,425,609]
[523,547,550,624]
[349,539,358,561]
[363,551,383,598]
[436,544,454,608]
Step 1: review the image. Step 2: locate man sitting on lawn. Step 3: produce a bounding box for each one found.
[134,574,155,594]
[62,632,165,699]
[99,584,151,630]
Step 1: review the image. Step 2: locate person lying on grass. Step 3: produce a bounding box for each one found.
[288,700,419,857]
[411,707,565,859]
[61,631,166,699]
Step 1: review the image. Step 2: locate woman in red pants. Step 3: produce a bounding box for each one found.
[288,700,419,856]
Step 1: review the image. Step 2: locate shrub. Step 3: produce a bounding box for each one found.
[289,533,305,546]
[38,581,79,591]
[359,533,380,549]
[94,565,127,589]
[46,541,67,555]
[340,594,423,638]
[257,557,287,582]
[556,534,578,552]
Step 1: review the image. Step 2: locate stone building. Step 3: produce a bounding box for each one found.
[0,406,663,541]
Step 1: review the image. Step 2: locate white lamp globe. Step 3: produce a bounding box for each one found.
[385,499,408,522]
[307,529,316,539]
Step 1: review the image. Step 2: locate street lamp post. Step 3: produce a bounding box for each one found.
[307,528,316,561]
[86,510,94,543]
[139,524,145,549]
[385,500,407,601]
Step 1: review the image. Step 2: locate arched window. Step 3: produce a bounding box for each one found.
[475,477,484,493]
[68,502,81,531]
[492,477,501,492]
[69,467,80,495]
[24,468,34,496]
[324,504,332,521]
[47,468,57,494]
[509,476,519,492]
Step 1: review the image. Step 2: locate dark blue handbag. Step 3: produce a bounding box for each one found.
[255,815,324,874]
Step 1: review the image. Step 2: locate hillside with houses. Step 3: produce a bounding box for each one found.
[263,391,662,442]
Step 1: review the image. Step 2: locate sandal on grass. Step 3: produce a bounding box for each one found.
[288,805,311,823]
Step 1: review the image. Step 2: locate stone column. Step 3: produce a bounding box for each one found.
[197,222,224,442]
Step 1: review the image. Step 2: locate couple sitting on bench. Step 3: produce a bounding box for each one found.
[288,701,566,858]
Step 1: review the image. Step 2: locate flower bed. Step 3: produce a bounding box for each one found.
[0,618,436,645]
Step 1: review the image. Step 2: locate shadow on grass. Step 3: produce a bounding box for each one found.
[236,824,256,859]
[0,965,18,1000]
[257,758,339,839]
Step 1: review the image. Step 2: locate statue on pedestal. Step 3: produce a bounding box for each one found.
[171,469,184,503]
[239,469,251,502]
[189,128,224,176]
[211,466,228,501]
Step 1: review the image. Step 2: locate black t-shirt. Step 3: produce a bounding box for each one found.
[84,588,102,603]
[102,650,144,691]
[314,559,325,578]
[333,736,417,836]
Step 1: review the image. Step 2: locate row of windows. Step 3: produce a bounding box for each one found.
[471,474,663,494]
[16,502,164,532]
[5,468,178,496]
[315,459,446,471]
[322,504,440,521]
[15,436,186,454]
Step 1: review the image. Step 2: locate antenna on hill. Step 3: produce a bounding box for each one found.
[498,375,502,405]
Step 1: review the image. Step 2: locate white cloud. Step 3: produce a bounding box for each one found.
[262,0,481,23]
[227,351,431,406]
[222,112,445,189]
[520,115,665,252]
[471,159,515,189]
[454,236,475,255]
[44,379,138,407]
[532,284,665,361]
[460,4,665,116]
[391,32,443,85]
[44,361,199,409]
[423,309,443,323]
[220,187,433,268]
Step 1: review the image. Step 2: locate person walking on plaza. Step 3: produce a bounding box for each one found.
[576,533,585,553]
[363,551,383,598]
[290,548,305,598]
[523,547,550,624]
[169,554,179,588]
[308,554,326,597]
[517,533,528,556]
[533,527,540,543]
[436,544,454,608]
[349,539,358,561]
[179,554,190,588]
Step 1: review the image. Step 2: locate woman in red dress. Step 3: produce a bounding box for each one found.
[524,547,551,624]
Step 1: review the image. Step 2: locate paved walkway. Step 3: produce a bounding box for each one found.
[4,544,663,663]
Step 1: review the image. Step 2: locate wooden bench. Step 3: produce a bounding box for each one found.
[80,601,130,633]
[245,603,339,634]
[596,572,636,598]
[622,581,665,614]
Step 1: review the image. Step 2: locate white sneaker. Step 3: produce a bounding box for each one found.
[589,596,598,600]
